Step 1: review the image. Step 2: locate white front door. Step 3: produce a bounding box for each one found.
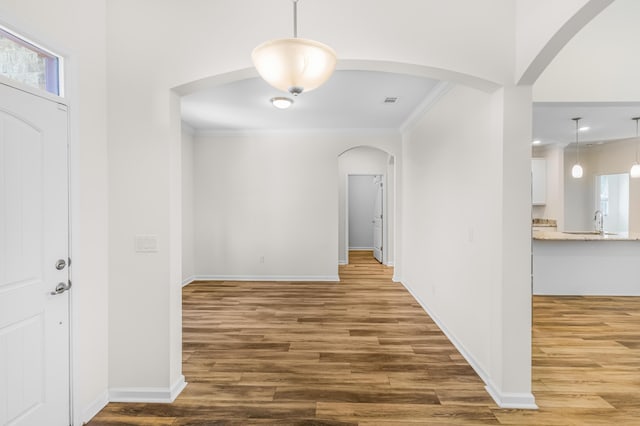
[0,83,70,426]
[373,178,383,263]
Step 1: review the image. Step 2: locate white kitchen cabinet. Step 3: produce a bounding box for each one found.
[531,158,546,205]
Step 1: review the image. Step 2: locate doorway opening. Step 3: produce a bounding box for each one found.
[337,146,394,266]
[348,174,384,264]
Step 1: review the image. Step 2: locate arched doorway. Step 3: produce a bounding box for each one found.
[338,146,395,267]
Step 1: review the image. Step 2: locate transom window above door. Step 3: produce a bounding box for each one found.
[0,26,62,96]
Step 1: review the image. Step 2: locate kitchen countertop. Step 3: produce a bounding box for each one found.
[533,230,640,241]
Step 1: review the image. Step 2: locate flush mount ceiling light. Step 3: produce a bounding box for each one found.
[630,117,640,178]
[571,117,584,179]
[252,0,337,96]
[270,96,294,109]
[532,139,541,145]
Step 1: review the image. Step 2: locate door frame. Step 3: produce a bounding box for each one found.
[345,173,386,265]
[0,21,75,424]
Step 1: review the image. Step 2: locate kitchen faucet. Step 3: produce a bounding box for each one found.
[594,210,604,234]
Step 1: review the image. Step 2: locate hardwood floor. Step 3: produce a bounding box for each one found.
[89,251,640,425]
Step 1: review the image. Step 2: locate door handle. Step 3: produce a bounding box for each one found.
[51,280,72,295]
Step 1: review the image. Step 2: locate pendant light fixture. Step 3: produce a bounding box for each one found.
[571,117,584,179]
[252,0,337,96]
[630,117,640,178]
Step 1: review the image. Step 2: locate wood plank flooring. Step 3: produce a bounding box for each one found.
[88,251,640,425]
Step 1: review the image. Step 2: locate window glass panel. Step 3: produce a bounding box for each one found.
[0,28,61,96]
[596,173,629,233]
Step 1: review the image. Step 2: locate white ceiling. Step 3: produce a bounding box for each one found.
[533,102,640,147]
[181,70,441,131]
[181,71,640,143]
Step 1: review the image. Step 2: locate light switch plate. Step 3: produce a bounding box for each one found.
[135,235,159,253]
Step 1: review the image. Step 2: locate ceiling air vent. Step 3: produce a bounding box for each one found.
[384,97,399,104]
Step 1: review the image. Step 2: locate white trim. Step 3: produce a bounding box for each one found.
[400,81,453,133]
[109,375,187,404]
[392,274,402,283]
[0,75,65,105]
[384,261,395,267]
[81,390,108,425]
[182,276,196,287]
[192,275,340,282]
[485,384,538,409]
[400,279,536,410]
[348,247,375,251]
[338,261,348,266]
[194,127,401,138]
[181,121,196,135]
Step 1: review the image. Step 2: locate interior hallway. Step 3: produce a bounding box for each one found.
[89,252,640,424]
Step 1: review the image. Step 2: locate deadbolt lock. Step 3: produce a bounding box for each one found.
[55,259,66,270]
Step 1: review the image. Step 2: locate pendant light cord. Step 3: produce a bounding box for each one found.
[574,117,580,163]
[293,0,299,38]
[635,117,639,163]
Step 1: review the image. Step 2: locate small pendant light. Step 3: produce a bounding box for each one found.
[571,117,583,179]
[630,117,640,178]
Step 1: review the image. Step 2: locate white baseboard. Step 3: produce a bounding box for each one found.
[80,390,108,425]
[485,383,538,409]
[109,375,187,403]
[182,276,196,287]
[385,261,395,267]
[349,247,374,251]
[193,275,340,282]
[338,260,348,265]
[392,274,402,283]
[400,279,536,410]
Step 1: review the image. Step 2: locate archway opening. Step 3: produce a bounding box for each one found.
[338,146,395,268]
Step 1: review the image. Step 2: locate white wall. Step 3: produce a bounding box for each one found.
[348,175,378,249]
[534,0,640,101]
[101,0,595,411]
[515,0,612,84]
[182,125,195,284]
[106,10,185,399]
[0,0,611,418]
[338,147,391,264]
[402,84,534,407]
[0,1,110,423]
[192,131,399,281]
[564,138,640,233]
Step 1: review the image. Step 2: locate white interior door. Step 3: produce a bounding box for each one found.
[373,177,383,263]
[0,83,70,426]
